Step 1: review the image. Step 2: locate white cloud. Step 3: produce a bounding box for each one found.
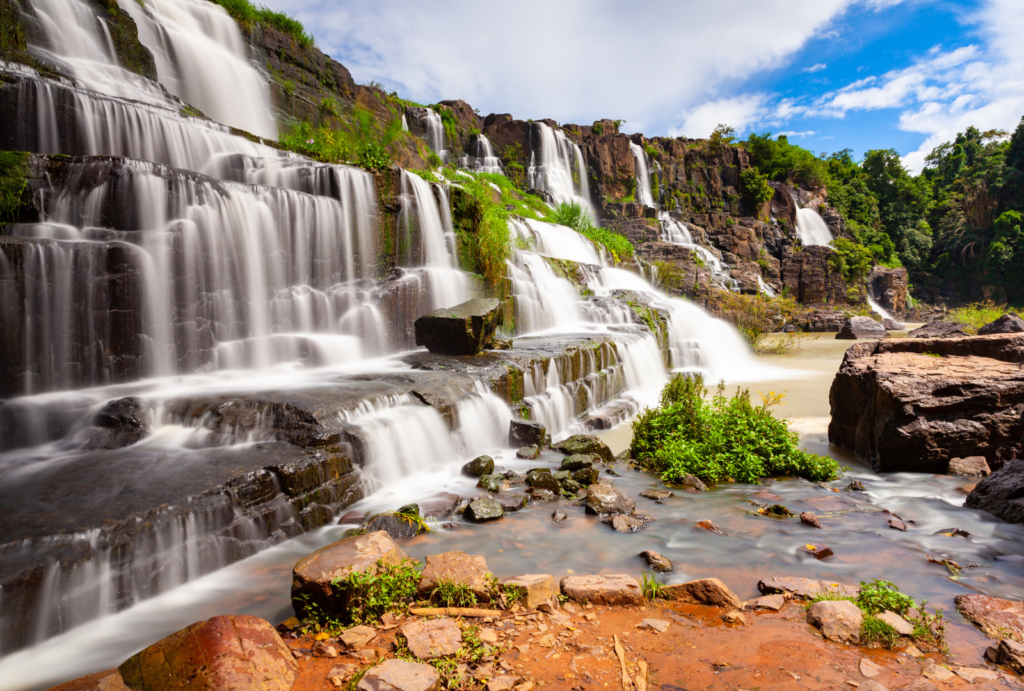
[804,63,828,73]
[669,94,771,138]
[777,130,818,137]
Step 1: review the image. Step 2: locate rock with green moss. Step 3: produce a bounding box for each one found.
[461,455,494,477]
[526,469,560,493]
[555,435,614,464]
[477,474,501,493]
[464,496,503,522]
[414,298,502,355]
[572,467,600,486]
[560,454,595,471]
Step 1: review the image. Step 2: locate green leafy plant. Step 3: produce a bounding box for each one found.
[640,571,664,601]
[330,558,421,625]
[430,578,478,608]
[740,167,773,214]
[210,0,313,47]
[279,107,402,171]
[548,201,635,262]
[861,615,900,649]
[949,302,1023,334]
[907,600,949,653]
[856,580,916,615]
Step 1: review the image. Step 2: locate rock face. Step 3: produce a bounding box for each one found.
[118,615,297,691]
[414,298,503,356]
[965,459,1024,523]
[292,531,410,617]
[584,483,636,516]
[357,659,440,691]
[867,266,909,318]
[978,313,1024,335]
[836,316,888,340]
[908,321,970,338]
[560,575,643,606]
[948,456,991,477]
[509,420,548,447]
[828,335,1024,473]
[555,435,614,464]
[991,639,1024,675]
[954,593,1024,640]
[780,245,852,306]
[662,578,742,610]
[806,600,863,644]
[416,551,493,602]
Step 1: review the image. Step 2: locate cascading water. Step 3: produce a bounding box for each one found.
[527,122,591,211]
[460,134,503,174]
[867,295,894,321]
[629,142,656,208]
[795,207,834,246]
[423,108,445,158]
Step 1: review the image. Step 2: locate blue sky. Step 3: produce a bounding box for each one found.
[260,0,1024,172]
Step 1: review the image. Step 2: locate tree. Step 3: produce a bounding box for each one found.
[709,124,736,146]
[861,149,931,269]
[740,167,773,217]
[986,210,1024,302]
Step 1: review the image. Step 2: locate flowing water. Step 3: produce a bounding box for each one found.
[796,207,834,247]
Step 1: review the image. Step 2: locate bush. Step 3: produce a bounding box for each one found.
[712,292,800,354]
[0,150,29,221]
[740,167,773,214]
[450,174,513,287]
[330,558,421,625]
[548,201,635,263]
[630,375,841,485]
[857,579,916,615]
[949,301,1023,334]
[209,0,313,47]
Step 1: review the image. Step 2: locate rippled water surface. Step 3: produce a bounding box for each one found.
[3,334,1022,691]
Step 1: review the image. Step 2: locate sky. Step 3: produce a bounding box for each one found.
[260,0,1024,173]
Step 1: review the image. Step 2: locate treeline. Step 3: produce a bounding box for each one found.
[740,118,1024,304]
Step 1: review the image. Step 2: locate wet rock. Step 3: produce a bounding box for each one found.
[990,639,1024,674]
[465,496,504,523]
[501,574,556,609]
[585,483,636,516]
[745,594,785,611]
[884,318,906,330]
[847,480,866,491]
[572,467,600,486]
[478,474,502,493]
[516,445,540,460]
[605,514,647,533]
[639,550,673,573]
[876,611,914,635]
[414,298,502,355]
[806,600,863,644]
[758,504,794,517]
[365,513,422,541]
[529,488,557,502]
[965,459,1024,524]
[909,321,970,338]
[800,512,821,528]
[554,435,614,464]
[497,494,528,512]
[758,576,860,599]
[357,658,440,691]
[921,661,954,681]
[340,625,376,650]
[47,669,131,691]
[292,531,411,617]
[888,518,907,531]
[695,519,727,535]
[798,543,833,559]
[560,574,643,606]
[419,492,461,518]
[559,454,595,471]
[639,618,670,633]
[678,474,707,491]
[837,316,888,340]
[954,667,999,683]
[509,420,548,448]
[860,658,882,678]
[526,469,561,493]
[81,397,151,450]
[722,611,746,625]
[948,456,991,477]
[551,509,567,522]
[662,578,742,610]
[119,615,297,691]
[462,455,495,477]
[640,489,674,501]
[979,313,1024,335]
[401,618,463,660]
[417,551,493,602]
[954,593,1024,640]
[328,664,359,688]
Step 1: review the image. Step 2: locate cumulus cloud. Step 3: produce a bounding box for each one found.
[776,130,818,137]
[669,94,771,138]
[804,63,828,73]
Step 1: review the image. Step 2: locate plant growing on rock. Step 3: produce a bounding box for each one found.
[861,615,900,649]
[0,150,29,221]
[640,571,664,601]
[330,558,421,625]
[430,578,478,608]
[630,375,841,485]
[856,579,915,615]
[548,201,635,263]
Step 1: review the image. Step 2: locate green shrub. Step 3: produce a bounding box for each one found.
[861,615,900,649]
[328,558,421,625]
[630,375,841,485]
[209,0,313,47]
[431,578,478,608]
[857,579,916,615]
[0,151,29,221]
[740,167,773,213]
[450,174,513,287]
[949,301,1023,334]
[548,201,635,263]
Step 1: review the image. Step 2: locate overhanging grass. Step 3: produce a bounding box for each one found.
[208,0,313,47]
[547,201,635,263]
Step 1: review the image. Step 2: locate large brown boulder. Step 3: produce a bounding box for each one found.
[828,336,1024,473]
[979,313,1024,335]
[292,531,411,617]
[955,593,1024,640]
[806,600,862,644]
[560,574,643,606]
[118,615,297,691]
[414,299,503,356]
[836,316,888,340]
[908,321,969,338]
[965,459,1024,523]
[662,578,741,609]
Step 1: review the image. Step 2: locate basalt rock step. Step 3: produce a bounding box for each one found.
[414,298,503,356]
[828,334,1024,473]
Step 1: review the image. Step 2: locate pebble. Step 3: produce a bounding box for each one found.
[859,658,882,678]
[922,662,954,682]
[638,618,670,633]
[722,611,746,625]
[327,664,358,688]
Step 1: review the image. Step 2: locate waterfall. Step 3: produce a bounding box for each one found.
[460,134,503,174]
[795,207,834,246]
[423,108,445,157]
[629,142,655,207]
[867,295,894,321]
[527,122,592,211]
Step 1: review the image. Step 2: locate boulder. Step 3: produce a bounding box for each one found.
[640,489,674,500]
[516,445,540,460]
[81,397,151,450]
[745,594,785,611]
[859,682,888,691]
[418,492,461,518]
[677,474,707,491]
[509,420,548,447]
[639,550,673,573]
[585,483,635,516]
[477,474,501,493]
[340,625,377,650]
[572,467,600,486]
[836,316,888,340]
[638,618,671,633]
[758,576,860,600]
[417,551,493,602]
[978,313,1024,335]
[954,593,1024,640]
[883,318,906,331]
[526,469,560,493]
[800,512,821,528]
[922,661,954,682]
[118,615,297,691]
[806,600,863,644]
[401,618,463,660]
[328,664,359,687]
[798,543,833,559]
[462,455,495,477]
[414,298,502,355]
[47,670,131,691]
[292,531,411,617]
[560,574,643,606]
[662,578,742,610]
[554,435,614,464]
[948,456,991,477]
[364,513,421,541]
[828,336,1024,473]
[497,494,528,512]
[559,454,595,471]
[965,459,1024,523]
[605,514,647,533]
[991,639,1024,675]
[694,519,726,535]
[464,495,504,523]
[500,574,557,609]
[357,659,440,691]
[908,321,969,338]
[486,676,522,691]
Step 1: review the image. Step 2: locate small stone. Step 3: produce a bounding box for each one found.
[551,510,567,522]
[876,611,914,636]
[328,664,359,688]
[584,613,596,621]
[353,649,377,661]
[498,494,528,513]
[695,519,726,535]
[859,682,889,691]
[722,611,746,625]
[744,594,785,611]
[639,489,674,500]
[948,456,991,477]
[800,512,821,529]
[954,667,999,683]
[572,467,600,486]
[563,602,577,614]
[401,618,463,660]
[381,612,397,626]
[678,474,707,491]
[904,645,923,658]
[554,435,614,464]
[560,575,643,606]
[341,625,376,650]
[860,658,882,678]
[417,551,493,602]
[584,483,635,516]
[487,676,522,691]
[313,644,338,658]
[478,474,502,493]
[637,618,670,633]
[922,662,954,682]
[806,600,863,644]
[898,680,937,691]
[847,480,866,491]
[514,683,535,691]
[605,514,647,532]
[462,455,495,477]
[798,543,834,559]
[516,446,540,460]
[478,629,499,644]
[888,518,907,531]
[639,550,673,573]
[465,496,504,522]
[536,634,556,648]
[526,469,561,493]
[357,659,440,691]
[501,575,557,610]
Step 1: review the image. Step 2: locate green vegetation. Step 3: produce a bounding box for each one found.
[430,578,478,608]
[330,558,421,625]
[857,579,916,615]
[709,124,736,146]
[949,301,1023,333]
[861,615,901,648]
[829,237,874,284]
[630,375,841,485]
[279,106,402,171]
[450,173,514,287]
[0,150,29,221]
[548,201,635,263]
[740,167,773,215]
[640,571,664,601]
[712,291,801,354]
[208,0,313,47]
[431,104,459,146]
